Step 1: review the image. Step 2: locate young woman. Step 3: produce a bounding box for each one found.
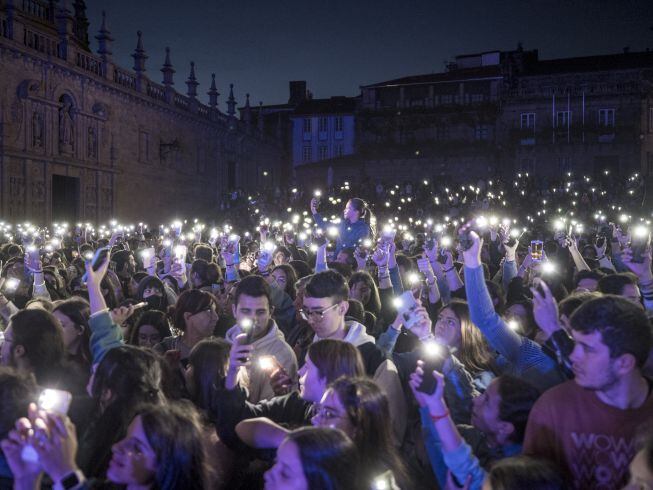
[127,310,173,349]
[154,289,219,364]
[237,377,411,488]
[264,427,360,490]
[1,401,209,489]
[52,297,92,376]
[271,264,298,300]
[348,271,381,318]
[77,345,166,478]
[311,197,375,255]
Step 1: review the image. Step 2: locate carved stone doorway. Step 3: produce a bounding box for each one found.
[52,174,79,223]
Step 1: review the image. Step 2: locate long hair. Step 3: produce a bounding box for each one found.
[139,401,209,490]
[307,340,365,383]
[83,345,165,478]
[128,310,173,347]
[348,271,381,317]
[168,289,218,333]
[328,377,410,489]
[287,427,360,490]
[488,456,568,490]
[271,263,298,300]
[136,275,169,308]
[53,297,92,369]
[445,300,497,376]
[349,197,377,242]
[187,338,231,412]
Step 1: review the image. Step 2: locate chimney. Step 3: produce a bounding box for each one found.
[288,80,307,105]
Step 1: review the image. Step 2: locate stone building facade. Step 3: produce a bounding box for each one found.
[0,0,283,224]
[295,47,653,188]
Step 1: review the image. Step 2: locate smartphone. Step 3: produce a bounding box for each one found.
[437,249,448,264]
[239,318,255,345]
[174,245,187,262]
[81,247,110,282]
[630,227,650,264]
[424,237,435,252]
[38,388,72,414]
[3,277,20,292]
[596,236,606,249]
[381,228,396,245]
[395,291,420,330]
[140,247,156,269]
[373,470,399,490]
[531,240,543,261]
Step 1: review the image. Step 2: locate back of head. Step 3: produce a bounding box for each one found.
[488,456,568,490]
[190,259,222,286]
[308,340,365,383]
[188,338,231,410]
[0,367,37,439]
[570,295,651,368]
[234,275,271,308]
[496,375,541,444]
[287,427,360,490]
[305,270,349,302]
[194,244,213,263]
[598,272,638,296]
[92,345,164,407]
[289,260,312,279]
[346,299,365,324]
[10,309,65,384]
[558,291,600,319]
[139,401,209,490]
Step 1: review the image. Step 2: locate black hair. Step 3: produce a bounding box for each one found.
[570,295,652,367]
[574,269,606,288]
[187,338,231,411]
[139,401,209,490]
[129,310,173,347]
[305,270,349,303]
[558,291,600,319]
[233,275,272,309]
[287,427,361,490]
[496,375,540,444]
[597,272,638,296]
[9,309,66,387]
[0,368,37,440]
[487,456,568,490]
[83,345,165,477]
[190,259,222,288]
[193,244,214,263]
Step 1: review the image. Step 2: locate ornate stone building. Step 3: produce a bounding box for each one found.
[0,0,283,223]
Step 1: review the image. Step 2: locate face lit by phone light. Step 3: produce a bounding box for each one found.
[107,415,157,487]
[232,294,272,341]
[433,307,462,348]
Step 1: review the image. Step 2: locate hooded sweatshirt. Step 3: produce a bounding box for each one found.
[226,319,298,403]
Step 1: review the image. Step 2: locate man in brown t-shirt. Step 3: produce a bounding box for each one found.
[524,295,653,489]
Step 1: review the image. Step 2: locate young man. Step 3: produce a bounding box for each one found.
[301,270,407,444]
[226,275,298,403]
[523,295,653,489]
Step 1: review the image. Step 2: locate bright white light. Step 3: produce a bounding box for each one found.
[441,236,452,248]
[258,356,275,371]
[507,320,519,331]
[542,262,556,274]
[408,272,420,285]
[423,341,442,358]
[392,297,403,309]
[634,226,649,238]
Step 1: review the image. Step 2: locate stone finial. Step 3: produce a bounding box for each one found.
[227,83,236,117]
[132,30,148,73]
[186,61,199,98]
[207,73,220,108]
[161,47,175,86]
[95,10,113,59]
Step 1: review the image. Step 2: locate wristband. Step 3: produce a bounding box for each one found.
[261,271,270,277]
[378,274,390,280]
[430,409,450,422]
[225,263,235,267]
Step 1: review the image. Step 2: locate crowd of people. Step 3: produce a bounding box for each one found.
[0,170,651,490]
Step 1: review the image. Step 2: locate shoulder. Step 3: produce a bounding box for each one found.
[532,380,581,411]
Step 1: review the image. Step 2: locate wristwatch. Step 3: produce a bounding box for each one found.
[56,469,85,490]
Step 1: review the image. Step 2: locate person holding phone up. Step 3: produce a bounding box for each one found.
[311,197,375,256]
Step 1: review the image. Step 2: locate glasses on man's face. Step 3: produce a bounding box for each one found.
[299,302,340,321]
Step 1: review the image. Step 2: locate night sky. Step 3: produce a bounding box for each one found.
[85,0,653,108]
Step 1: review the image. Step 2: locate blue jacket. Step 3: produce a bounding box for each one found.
[312,212,371,255]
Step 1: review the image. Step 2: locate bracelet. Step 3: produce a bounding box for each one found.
[378,274,390,280]
[430,409,450,422]
[260,271,270,277]
[225,263,235,267]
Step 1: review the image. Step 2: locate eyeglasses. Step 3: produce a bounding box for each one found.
[312,403,347,422]
[299,303,340,321]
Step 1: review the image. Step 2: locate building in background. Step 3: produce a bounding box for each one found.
[290,96,357,169]
[295,46,653,189]
[0,0,283,224]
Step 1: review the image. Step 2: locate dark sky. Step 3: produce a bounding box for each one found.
[85,0,653,108]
